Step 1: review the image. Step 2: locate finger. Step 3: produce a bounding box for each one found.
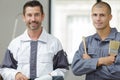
[22,76,28,80]
[16,78,21,80]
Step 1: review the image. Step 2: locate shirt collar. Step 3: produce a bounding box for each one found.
[21,28,47,43]
[93,28,118,41]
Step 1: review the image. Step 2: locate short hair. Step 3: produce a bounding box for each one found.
[23,0,44,15]
[92,1,111,14]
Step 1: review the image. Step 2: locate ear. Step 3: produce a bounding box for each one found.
[22,14,26,22]
[41,13,45,21]
[109,14,112,21]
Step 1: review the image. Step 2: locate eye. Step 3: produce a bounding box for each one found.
[35,13,40,17]
[100,14,105,17]
[92,13,97,17]
[27,14,32,17]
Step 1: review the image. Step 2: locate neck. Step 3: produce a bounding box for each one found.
[97,27,111,41]
[28,27,42,41]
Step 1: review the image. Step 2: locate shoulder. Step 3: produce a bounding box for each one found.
[46,32,62,44]
[46,33,63,51]
[115,32,120,41]
[86,34,95,42]
[112,28,120,41]
[8,34,24,49]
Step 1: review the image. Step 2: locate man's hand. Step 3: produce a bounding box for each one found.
[15,72,28,80]
[109,53,117,57]
[97,55,116,66]
[82,53,91,59]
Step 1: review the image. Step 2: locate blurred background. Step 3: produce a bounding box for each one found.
[0,0,120,80]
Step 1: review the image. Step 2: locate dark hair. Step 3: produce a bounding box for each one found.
[23,0,44,15]
[92,1,111,14]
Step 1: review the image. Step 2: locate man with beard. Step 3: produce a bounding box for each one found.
[0,0,69,80]
[72,1,120,80]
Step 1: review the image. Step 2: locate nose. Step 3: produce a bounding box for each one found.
[96,15,101,21]
[31,15,36,21]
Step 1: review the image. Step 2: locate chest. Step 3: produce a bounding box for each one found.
[16,42,54,63]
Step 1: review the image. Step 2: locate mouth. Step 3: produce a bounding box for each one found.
[96,24,101,26]
[31,23,37,25]
[95,22,102,26]
[30,21,38,24]
[30,22,38,26]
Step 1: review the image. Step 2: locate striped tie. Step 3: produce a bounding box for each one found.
[30,41,38,79]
